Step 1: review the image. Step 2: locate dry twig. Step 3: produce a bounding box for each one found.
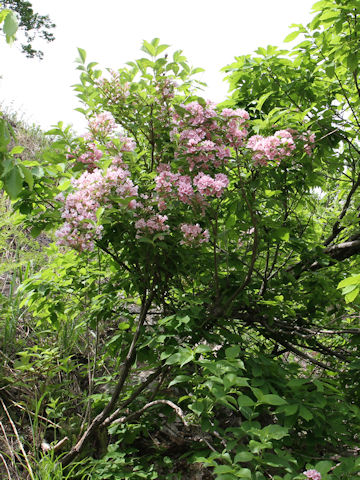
[0,398,35,480]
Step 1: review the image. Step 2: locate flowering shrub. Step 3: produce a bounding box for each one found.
[17,36,360,480]
[54,61,314,254]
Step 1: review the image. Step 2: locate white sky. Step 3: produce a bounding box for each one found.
[0,0,315,134]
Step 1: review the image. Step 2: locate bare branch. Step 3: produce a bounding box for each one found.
[324,172,360,246]
[102,366,165,428]
[41,437,69,454]
[111,399,188,427]
[0,399,35,480]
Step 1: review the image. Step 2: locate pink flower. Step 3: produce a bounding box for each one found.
[89,112,116,137]
[303,469,321,480]
[180,223,210,246]
[194,172,229,198]
[77,142,103,168]
[247,130,295,166]
[135,214,170,239]
[118,135,136,152]
[56,165,137,251]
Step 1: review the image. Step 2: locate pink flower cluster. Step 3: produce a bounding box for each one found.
[155,166,229,211]
[153,102,246,215]
[247,130,296,166]
[77,141,103,168]
[172,102,251,171]
[221,108,250,148]
[106,135,137,158]
[72,112,136,171]
[56,164,137,251]
[58,86,316,255]
[135,214,169,239]
[89,112,116,137]
[303,469,321,480]
[173,102,227,171]
[180,223,210,245]
[117,135,136,152]
[155,169,193,207]
[193,172,229,197]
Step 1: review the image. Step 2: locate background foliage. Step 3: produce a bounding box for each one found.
[0,0,55,58]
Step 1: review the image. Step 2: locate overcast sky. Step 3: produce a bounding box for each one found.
[0,0,315,133]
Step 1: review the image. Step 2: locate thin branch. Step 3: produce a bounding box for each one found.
[0,398,35,480]
[318,328,360,334]
[331,65,360,130]
[111,399,188,427]
[41,437,69,454]
[102,366,164,428]
[212,210,220,302]
[259,241,271,296]
[276,339,338,372]
[95,242,132,273]
[0,421,18,475]
[289,237,360,278]
[9,400,61,429]
[224,172,259,311]
[324,172,360,246]
[0,453,12,480]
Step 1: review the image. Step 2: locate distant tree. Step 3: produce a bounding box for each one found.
[1,0,55,59]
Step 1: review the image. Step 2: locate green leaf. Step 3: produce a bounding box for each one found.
[236,468,252,479]
[3,10,18,42]
[284,30,301,43]
[255,91,273,111]
[345,287,359,303]
[264,189,282,197]
[261,453,291,468]
[189,399,205,416]
[312,0,331,12]
[0,9,11,24]
[213,465,234,474]
[234,452,254,463]
[195,344,212,354]
[262,424,289,440]
[141,40,156,57]
[165,348,194,367]
[314,460,333,474]
[225,345,240,360]
[238,395,255,407]
[338,275,360,289]
[273,227,290,242]
[96,206,105,222]
[346,53,358,72]
[325,64,335,78]
[223,374,249,390]
[18,164,34,190]
[252,387,265,402]
[10,146,24,155]
[261,394,287,406]
[4,165,23,199]
[340,284,357,295]
[299,405,313,421]
[155,44,170,56]
[168,375,192,387]
[283,404,298,416]
[78,48,87,64]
